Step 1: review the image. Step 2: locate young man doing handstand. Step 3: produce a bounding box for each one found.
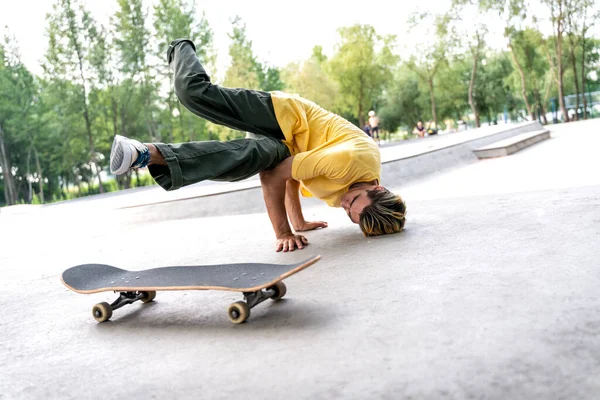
[110,39,406,252]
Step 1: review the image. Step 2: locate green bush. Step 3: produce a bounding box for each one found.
[101,179,119,193]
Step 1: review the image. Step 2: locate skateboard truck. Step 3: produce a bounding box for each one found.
[91,281,287,324]
[92,291,156,323]
[220,281,287,324]
[226,282,287,323]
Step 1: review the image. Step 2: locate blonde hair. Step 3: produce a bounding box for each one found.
[359,189,406,236]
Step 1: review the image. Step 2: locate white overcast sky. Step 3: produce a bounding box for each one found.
[0,0,582,80]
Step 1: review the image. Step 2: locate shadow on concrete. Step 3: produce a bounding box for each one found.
[92,298,332,333]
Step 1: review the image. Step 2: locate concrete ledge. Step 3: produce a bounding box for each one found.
[473,129,550,159]
[380,121,546,187]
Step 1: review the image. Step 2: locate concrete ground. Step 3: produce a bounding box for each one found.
[1,119,599,399]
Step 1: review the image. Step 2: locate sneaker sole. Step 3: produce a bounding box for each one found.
[110,135,133,175]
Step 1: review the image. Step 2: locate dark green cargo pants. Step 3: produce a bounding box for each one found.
[148,39,290,191]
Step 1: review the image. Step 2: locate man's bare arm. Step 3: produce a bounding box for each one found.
[285,179,328,232]
[259,157,308,252]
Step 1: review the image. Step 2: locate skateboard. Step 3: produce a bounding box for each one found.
[61,255,321,324]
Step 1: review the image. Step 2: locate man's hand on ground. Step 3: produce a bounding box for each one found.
[276,232,308,252]
[294,221,328,232]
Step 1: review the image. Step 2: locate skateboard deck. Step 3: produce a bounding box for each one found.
[62,255,321,324]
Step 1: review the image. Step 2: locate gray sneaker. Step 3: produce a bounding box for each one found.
[110,135,148,175]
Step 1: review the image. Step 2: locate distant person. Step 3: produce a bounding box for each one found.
[368,110,380,143]
[362,124,372,137]
[109,38,406,252]
[413,120,427,138]
[413,120,437,138]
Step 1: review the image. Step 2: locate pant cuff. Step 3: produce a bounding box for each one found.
[151,143,184,190]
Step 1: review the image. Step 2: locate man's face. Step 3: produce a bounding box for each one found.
[340,186,380,224]
[417,122,423,128]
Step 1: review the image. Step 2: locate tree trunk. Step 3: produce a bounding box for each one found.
[427,78,438,129]
[117,173,131,190]
[142,76,158,142]
[539,105,548,125]
[168,102,174,144]
[556,66,569,122]
[26,144,33,203]
[34,146,44,203]
[556,3,570,123]
[119,103,133,189]
[111,88,119,136]
[126,171,132,189]
[26,141,45,204]
[469,46,481,128]
[0,122,18,205]
[581,35,588,119]
[508,43,534,120]
[80,85,94,153]
[177,102,184,142]
[95,163,104,194]
[568,38,580,121]
[358,78,365,128]
[168,82,175,143]
[76,175,82,196]
[74,39,104,194]
[533,90,548,125]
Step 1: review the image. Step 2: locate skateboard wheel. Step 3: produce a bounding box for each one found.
[269,281,287,301]
[140,291,156,303]
[227,301,250,324]
[92,302,113,323]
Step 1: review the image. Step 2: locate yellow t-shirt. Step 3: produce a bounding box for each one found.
[270,91,381,207]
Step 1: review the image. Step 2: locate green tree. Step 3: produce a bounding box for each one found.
[153,0,216,143]
[113,0,159,141]
[405,47,447,129]
[0,37,37,205]
[44,0,106,193]
[86,25,140,189]
[476,51,520,124]
[378,66,424,133]
[565,0,599,119]
[579,5,600,118]
[508,32,536,120]
[328,24,397,127]
[259,65,285,92]
[474,0,544,121]
[88,25,118,138]
[0,33,60,205]
[467,29,486,127]
[565,0,583,119]
[448,2,489,126]
[542,0,570,122]
[435,55,470,125]
[281,46,338,111]
[211,16,263,140]
[508,29,552,123]
[224,16,260,90]
[405,12,450,129]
